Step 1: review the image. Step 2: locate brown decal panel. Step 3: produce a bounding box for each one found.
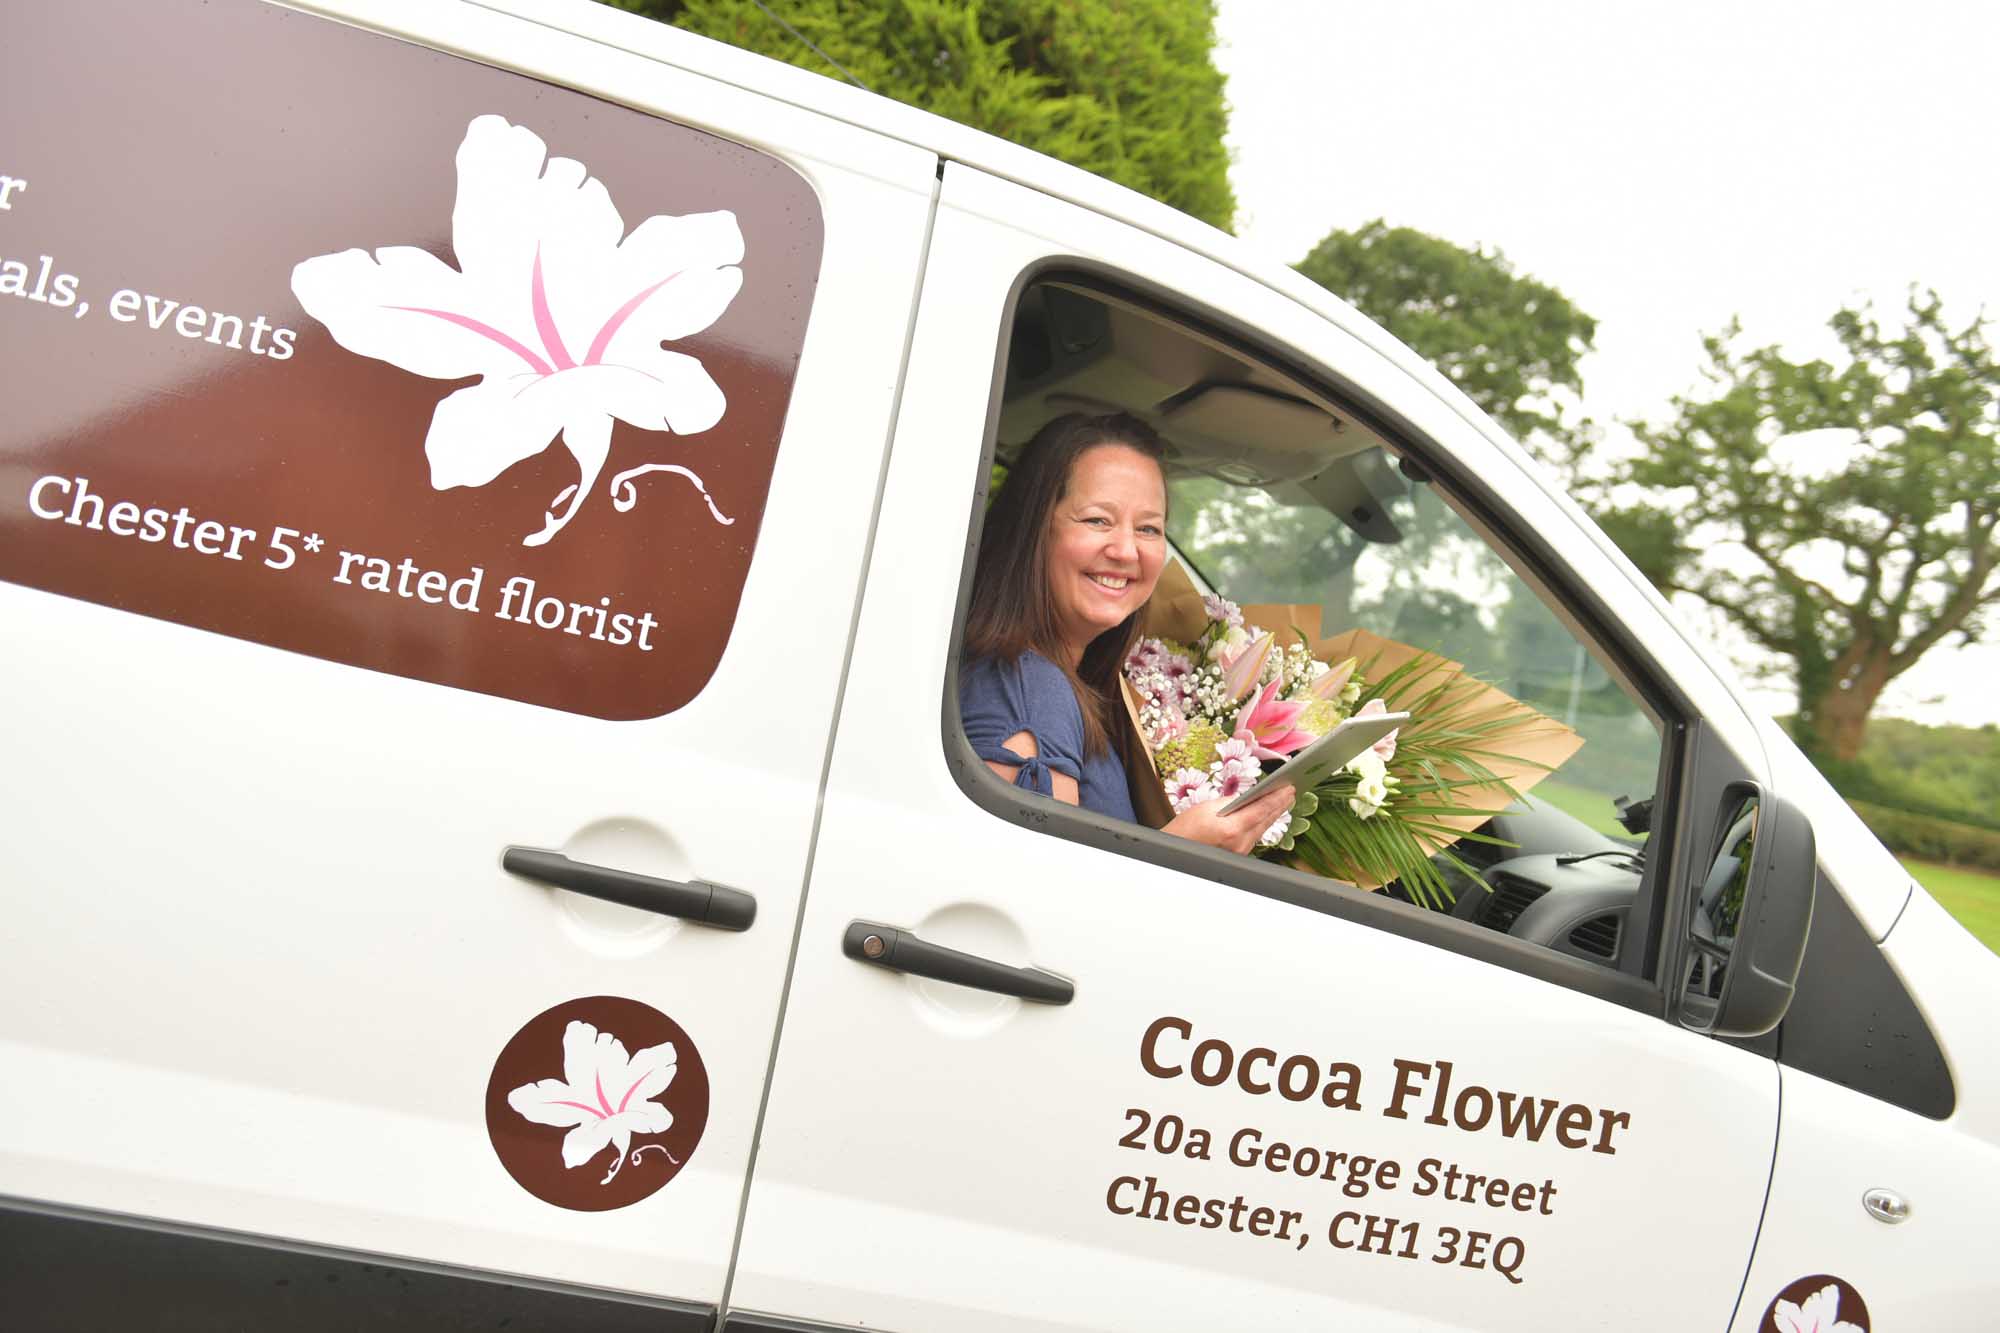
[0,0,822,719]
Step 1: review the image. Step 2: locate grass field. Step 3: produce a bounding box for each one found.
[1903,860,2000,956]
[1528,778,1642,842]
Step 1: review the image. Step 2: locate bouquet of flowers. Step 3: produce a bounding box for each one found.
[1121,566,1583,907]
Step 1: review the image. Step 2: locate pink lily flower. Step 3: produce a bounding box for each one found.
[1234,678,1315,760]
[1309,656,1358,701]
[1354,697,1401,762]
[1220,631,1275,703]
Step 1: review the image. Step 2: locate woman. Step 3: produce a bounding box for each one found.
[960,412,1292,854]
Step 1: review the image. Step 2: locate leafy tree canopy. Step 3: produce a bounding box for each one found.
[1597,292,2000,762]
[607,0,1235,230]
[1294,220,1597,463]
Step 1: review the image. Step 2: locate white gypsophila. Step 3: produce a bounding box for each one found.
[1189,663,1229,720]
[1129,664,1173,708]
[1288,640,1320,688]
[1283,643,1322,697]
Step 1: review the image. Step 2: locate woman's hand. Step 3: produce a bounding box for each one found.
[1162,783,1295,856]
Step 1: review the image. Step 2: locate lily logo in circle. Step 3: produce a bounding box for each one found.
[1761,1274,1869,1333]
[485,996,710,1212]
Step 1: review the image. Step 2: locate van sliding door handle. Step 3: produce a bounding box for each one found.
[503,847,756,931]
[842,921,1073,1004]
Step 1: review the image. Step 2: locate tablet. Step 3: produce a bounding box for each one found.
[1218,710,1411,814]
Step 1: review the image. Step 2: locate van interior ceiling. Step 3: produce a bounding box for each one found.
[997,283,1413,546]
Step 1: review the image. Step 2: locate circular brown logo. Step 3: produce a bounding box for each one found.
[1761,1274,1869,1332]
[485,996,709,1211]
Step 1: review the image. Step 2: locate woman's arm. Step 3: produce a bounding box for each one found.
[983,730,1082,806]
[987,723,1291,857]
[1162,783,1296,856]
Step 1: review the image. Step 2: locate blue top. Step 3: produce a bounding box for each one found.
[960,651,1136,823]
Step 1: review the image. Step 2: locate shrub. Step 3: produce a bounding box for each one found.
[1848,800,2000,873]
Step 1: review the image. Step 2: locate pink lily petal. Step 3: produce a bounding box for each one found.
[1309,656,1358,701]
[1234,678,1314,760]
[1222,632,1275,703]
[1355,697,1401,762]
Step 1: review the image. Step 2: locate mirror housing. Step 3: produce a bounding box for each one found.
[1675,783,1816,1038]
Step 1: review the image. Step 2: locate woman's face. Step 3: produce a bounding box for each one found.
[1045,443,1168,663]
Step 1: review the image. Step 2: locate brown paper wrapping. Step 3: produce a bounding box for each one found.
[1132,563,1584,886]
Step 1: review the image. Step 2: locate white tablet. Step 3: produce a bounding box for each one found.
[1217,710,1411,814]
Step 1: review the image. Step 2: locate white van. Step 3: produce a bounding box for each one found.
[3,1,1994,1329]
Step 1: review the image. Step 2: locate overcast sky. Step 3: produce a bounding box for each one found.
[1212,1,2000,728]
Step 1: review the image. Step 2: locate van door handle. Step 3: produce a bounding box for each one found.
[841,920,1073,1004]
[503,847,756,931]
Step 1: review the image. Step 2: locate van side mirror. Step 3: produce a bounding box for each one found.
[1675,783,1816,1038]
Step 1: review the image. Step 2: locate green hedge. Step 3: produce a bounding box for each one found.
[1848,800,2000,873]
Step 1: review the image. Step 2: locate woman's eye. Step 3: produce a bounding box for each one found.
[1139,525,1163,538]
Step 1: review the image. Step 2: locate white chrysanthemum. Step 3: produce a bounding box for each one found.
[1166,768,1219,813]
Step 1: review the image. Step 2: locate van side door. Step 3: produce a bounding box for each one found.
[727,164,1783,1332]
[0,0,932,1325]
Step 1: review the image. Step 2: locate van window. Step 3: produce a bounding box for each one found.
[1170,468,1664,928]
[960,279,1670,976]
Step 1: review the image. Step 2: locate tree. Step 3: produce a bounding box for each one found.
[605,0,1235,230]
[1597,292,2000,762]
[1294,220,1598,466]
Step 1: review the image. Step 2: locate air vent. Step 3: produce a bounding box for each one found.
[1480,874,1546,934]
[1568,915,1620,959]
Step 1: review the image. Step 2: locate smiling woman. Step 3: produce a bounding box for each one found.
[959,412,1295,853]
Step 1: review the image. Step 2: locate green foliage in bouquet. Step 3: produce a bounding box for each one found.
[1283,651,1547,910]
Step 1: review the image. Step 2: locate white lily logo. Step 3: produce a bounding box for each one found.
[1771,1283,1864,1333]
[507,1020,679,1184]
[292,114,744,546]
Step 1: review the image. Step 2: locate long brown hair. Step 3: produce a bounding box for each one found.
[963,412,1169,757]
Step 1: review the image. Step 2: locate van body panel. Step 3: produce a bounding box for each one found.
[1729,1064,2000,1330]
[1756,717,1912,940]
[1878,887,2000,1144]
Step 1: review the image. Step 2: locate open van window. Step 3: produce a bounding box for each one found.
[968,278,1670,976]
